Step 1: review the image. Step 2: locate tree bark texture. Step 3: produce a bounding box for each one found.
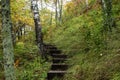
[1,0,16,80]
[31,0,45,58]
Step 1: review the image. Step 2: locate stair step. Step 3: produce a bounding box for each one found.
[44,44,58,50]
[45,44,69,80]
[52,54,67,58]
[50,50,61,54]
[46,46,57,50]
[47,71,67,80]
[51,64,68,70]
[52,58,67,63]
[48,70,67,73]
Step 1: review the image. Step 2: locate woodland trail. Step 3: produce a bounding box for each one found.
[46,45,69,80]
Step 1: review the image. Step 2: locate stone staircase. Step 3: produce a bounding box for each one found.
[46,45,68,80]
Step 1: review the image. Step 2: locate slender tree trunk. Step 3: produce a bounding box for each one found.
[19,27,22,37]
[85,0,88,7]
[59,0,63,24]
[1,0,15,80]
[57,0,60,23]
[23,24,25,36]
[57,0,62,24]
[17,29,20,40]
[40,0,43,9]
[23,24,25,40]
[31,0,45,58]
[55,0,58,27]
[101,0,113,32]
[50,12,53,25]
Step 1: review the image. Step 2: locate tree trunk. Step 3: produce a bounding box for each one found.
[59,0,63,24]
[1,0,16,80]
[17,29,20,40]
[50,12,53,25]
[23,24,25,36]
[20,27,22,37]
[85,0,88,7]
[55,0,58,27]
[40,0,43,9]
[101,0,113,32]
[31,0,45,58]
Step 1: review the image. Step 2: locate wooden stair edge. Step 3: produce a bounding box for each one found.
[48,70,67,73]
[52,63,68,65]
[53,58,67,60]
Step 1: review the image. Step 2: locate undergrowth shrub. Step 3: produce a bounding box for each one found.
[44,0,120,80]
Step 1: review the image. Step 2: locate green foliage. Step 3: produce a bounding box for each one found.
[44,0,120,80]
[16,57,50,80]
[11,0,34,26]
[0,0,120,79]
[0,29,51,79]
[112,73,120,80]
[13,32,51,80]
[46,7,104,53]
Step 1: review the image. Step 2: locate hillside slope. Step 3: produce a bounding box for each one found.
[45,0,120,80]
